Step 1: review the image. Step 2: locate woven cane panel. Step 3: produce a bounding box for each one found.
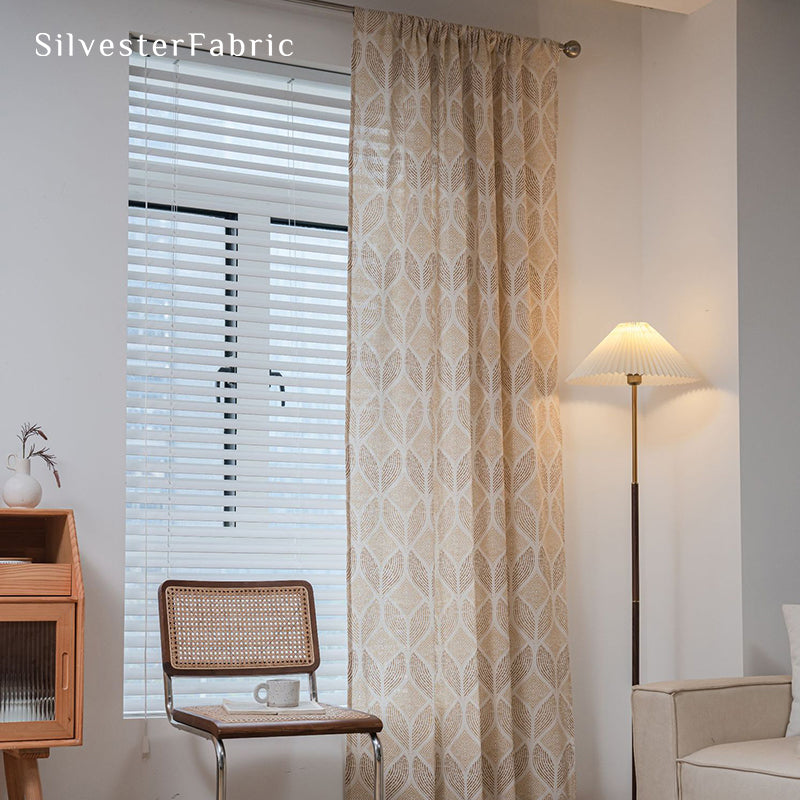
[164,584,316,671]
[182,704,374,724]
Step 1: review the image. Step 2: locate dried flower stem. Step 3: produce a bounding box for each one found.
[17,423,61,487]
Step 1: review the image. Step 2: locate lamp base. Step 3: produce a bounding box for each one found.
[631,480,640,800]
[632,481,639,687]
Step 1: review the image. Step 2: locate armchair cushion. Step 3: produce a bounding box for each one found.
[679,736,800,800]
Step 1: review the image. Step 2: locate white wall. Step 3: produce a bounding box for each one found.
[539,2,644,798]
[640,0,741,684]
[2,2,353,798]
[557,1,741,798]
[738,0,800,677]
[1,1,741,799]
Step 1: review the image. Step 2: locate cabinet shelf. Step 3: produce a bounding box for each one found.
[0,565,72,597]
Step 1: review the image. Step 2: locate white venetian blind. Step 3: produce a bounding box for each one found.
[125,49,350,716]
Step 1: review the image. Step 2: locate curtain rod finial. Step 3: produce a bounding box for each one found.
[561,40,581,59]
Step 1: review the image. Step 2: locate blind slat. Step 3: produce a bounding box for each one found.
[131,131,348,169]
[128,226,349,257]
[127,206,348,238]
[128,251,348,275]
[129,80,350,123]
[129,157,348,194]
[129,175,348,213]
[125,397,343,420]
[129,64,350,111]
[128,109,350,149]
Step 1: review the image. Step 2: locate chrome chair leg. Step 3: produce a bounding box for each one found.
[370,733,384,800]
[213,737,227,800]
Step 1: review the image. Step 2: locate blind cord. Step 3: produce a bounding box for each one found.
[140,52,152,758]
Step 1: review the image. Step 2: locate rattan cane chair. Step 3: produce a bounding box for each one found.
[157,579,384,800]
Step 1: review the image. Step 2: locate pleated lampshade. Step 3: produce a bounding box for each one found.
[566,321,698,386]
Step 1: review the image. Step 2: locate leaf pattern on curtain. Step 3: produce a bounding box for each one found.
[346,9,574,800]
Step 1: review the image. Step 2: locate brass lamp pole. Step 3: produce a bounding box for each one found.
[567,322,698,797]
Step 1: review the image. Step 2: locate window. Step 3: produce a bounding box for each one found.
[126,49,349,716]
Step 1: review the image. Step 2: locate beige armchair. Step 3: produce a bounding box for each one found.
[632,675,800,799]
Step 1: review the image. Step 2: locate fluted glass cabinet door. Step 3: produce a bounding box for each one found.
[0,603,75,743]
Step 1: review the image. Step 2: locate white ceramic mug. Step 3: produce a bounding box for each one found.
[253,678,300,708]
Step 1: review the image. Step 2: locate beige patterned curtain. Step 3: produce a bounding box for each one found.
[346,9,574,800]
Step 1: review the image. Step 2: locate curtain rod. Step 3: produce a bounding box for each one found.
[282,0,582,58]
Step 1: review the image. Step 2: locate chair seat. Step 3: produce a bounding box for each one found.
[173,703,383,739]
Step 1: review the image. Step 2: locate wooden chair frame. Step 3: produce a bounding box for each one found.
[158,580,383,800]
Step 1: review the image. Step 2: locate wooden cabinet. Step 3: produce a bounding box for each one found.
[0,510,84,751]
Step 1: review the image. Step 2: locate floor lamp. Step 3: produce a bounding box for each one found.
[567,322,698,796]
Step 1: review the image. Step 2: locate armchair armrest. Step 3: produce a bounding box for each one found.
[632,675,791,800]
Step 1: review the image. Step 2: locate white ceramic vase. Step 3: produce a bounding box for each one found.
[3,456,43,508]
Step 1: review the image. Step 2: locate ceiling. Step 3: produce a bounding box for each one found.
[610,0,714,12]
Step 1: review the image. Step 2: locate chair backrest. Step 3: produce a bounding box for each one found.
[158,580,321,677]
